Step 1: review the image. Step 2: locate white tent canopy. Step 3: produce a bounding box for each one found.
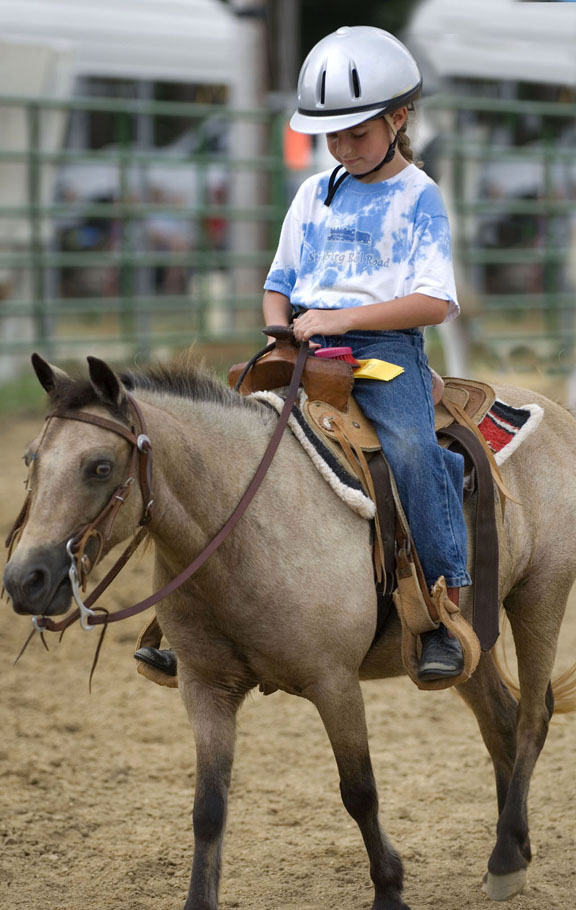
[408,0,576,87]
[0,0,239,86]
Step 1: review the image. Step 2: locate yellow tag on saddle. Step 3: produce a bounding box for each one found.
[353,359,404,382]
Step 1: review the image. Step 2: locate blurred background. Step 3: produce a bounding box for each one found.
[1,0,575,411]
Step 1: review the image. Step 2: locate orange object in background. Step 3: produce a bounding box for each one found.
[283,124,313,170]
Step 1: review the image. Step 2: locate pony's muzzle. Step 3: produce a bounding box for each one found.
[3,545,72,616]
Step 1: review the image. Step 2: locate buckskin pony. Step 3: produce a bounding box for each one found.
[3,353,576,910]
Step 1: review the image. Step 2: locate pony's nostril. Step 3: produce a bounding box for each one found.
[23,568,49,600]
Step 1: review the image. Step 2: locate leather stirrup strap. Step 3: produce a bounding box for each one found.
[439,423,500,651]
[378,453,440,628]
[330,417,385,584]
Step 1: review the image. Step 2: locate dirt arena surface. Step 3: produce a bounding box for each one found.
[1,413,575,910]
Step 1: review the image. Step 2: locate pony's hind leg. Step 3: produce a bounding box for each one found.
[480,576,565,900]
[464,573,568,901]
[457,653,519,817]
[311,675,410,910]
[456,654,523,897]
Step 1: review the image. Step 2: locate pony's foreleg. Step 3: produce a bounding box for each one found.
[312,677,409,910]
[179,677,244,910]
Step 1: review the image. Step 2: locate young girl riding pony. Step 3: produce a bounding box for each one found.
[135,25,469,683]
[263,25,470,681]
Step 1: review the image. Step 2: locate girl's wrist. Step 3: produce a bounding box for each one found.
[344,307,372,332]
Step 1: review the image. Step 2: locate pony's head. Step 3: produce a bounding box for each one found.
[3,354,148,621]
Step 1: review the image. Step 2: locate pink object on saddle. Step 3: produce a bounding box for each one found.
[314,346,360,366]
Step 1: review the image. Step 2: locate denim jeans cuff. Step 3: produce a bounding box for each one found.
[440,571,472,589]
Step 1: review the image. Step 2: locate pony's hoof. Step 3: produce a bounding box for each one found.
[482,868,527,901]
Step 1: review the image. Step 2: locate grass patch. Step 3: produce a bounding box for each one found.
[0,373,45,417]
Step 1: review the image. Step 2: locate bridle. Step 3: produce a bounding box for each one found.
[7,337,310,640]
[6,394,155,633]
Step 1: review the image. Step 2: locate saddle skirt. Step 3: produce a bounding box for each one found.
[301,376,496,458]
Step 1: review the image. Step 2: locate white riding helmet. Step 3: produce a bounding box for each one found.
[290,25,422,135]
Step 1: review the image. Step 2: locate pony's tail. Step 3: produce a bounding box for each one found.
[549,663,576,714]
[493,621,576,715]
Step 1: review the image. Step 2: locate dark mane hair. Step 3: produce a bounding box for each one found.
[48,361,257,417]
[120,362,255,410]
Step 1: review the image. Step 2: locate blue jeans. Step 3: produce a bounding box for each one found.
[313,329,471,589]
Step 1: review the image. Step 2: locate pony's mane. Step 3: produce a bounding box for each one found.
[49,362,258,417]
[121,362,256,410]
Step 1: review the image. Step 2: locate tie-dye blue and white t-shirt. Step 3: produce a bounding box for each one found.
[264,164,459,322]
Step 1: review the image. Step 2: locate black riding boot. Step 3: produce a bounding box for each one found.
[134,647,177,676]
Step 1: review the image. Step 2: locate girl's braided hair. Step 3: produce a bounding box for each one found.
[396,111,422,168]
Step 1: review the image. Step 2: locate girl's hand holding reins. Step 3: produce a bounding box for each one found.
[292,308,351,346]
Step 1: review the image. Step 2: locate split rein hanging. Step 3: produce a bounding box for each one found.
[12,338,310,655]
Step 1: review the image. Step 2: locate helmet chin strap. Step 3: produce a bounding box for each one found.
[323,114,399,206]
[356,132,398,177]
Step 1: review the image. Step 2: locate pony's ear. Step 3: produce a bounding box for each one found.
[87,356,128,410]
[31,352,70,395]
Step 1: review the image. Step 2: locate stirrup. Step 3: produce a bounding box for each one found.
[396,577,481,691]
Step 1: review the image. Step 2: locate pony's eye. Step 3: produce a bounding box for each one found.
[93,462,112,479]
[85,457,114,481]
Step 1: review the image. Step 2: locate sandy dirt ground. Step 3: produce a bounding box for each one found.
[1,413,575,910]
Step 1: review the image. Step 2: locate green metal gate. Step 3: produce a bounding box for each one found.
[1,90,575,381]
[426,92,576,377]
[0,94,287,365]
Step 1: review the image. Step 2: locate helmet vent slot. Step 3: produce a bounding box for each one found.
[351,67,361,99]
[320,69,326,105]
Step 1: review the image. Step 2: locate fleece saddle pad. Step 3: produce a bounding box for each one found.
[251,391,544,518]
[251,390,376,520]
[479,400,543,465]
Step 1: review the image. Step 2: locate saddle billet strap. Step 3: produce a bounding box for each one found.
[439,423,500,652]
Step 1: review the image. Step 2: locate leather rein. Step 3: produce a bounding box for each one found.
[9,338,310,637]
